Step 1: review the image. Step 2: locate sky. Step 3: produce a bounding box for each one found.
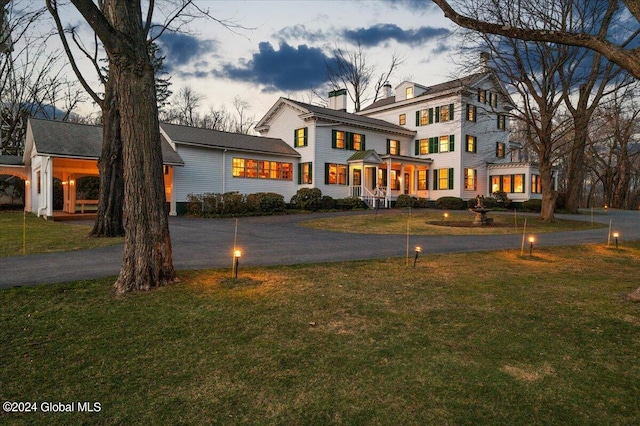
[32,0,468,119]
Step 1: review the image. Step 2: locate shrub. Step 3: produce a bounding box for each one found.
[522,199,542,212]
[415,197,429,208]
[321,195,336,210]
[493,191,512,208]
[291,188,323,211]
[186,193,221,216]
[436,196,465,210]
[336,196,367,210]
[221,192,246,215]
[246,192,286,214]
[396,194,417,208]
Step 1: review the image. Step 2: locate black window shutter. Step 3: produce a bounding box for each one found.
[415,111,420,126]
[332,130,337,148]
[449,103,454,120]
[449,134,455,152]
[448,168,454,190]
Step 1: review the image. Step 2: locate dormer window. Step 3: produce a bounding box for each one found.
[406,86,414,99]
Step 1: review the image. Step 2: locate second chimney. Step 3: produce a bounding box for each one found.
[328,89,347,111]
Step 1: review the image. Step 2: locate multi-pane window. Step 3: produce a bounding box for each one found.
[439,104,453,122]
[491,174,525,193]
[326,163,348,185]
[478,89,498,107]
[390,170,400,190]
[497,114,506,130]
[299,162,312,184]
[406,87,414,99]
[352,134,362,151]
[466,104,476,121]
[496,142,506,158]
[531,174,541,193]
[387,139,400,155]
[416,104,454,126]
[466,135,477,153]
[418,139,428,155]
[438,168,451,190]
[420,109,429,126]
[233,158,293,181]
[478,88,486,103]
[464,168,477,190]
[399,114,406,125]
[514,174,524,193]
[294,127,308,147]
[333,130,345,149]
[418,170,428,190]
[439,135,451,152]
[491,176,500,193]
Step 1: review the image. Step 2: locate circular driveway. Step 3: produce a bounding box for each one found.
[1,209,638,288]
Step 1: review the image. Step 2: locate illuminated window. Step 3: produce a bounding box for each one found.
[420,109,429,126]
[332,130,346,149]
[294,127,308,147]
[502,175,512,192]
[352,134,362,151]
[325,163,347,185]
[418,170,427,190]
[466,135,477,153]
[439,135,451,153]
[406,86,414,99]
[497,114,506,130]
[440,104,452,122]
[496,142,506,158]
[299,162,312,184]
[417,139,428,155]
[232,158,245,178]
[438,168,450,190]
[531,174,541,193]
[514,174,524,193]
[399,114,406,125]
[259,161,270,179]
[478,88,486,103]
[388,139,400,155]
[491,176,500,193]
[464,168,477,190]
[390,170,400,190]
[245,159,258,179]
[466,104,476,121]
[281,163,293,181]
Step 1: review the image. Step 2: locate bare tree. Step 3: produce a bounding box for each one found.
[230,96,255,134]
[326,43,403,112]
[433,0,640,78]
[165,85,203,126]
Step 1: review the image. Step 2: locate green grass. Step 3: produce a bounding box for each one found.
[2,243,639,424]
[301,210,607,235]
[0,212,123,257]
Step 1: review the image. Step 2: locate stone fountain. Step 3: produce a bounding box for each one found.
[469,195,493,226]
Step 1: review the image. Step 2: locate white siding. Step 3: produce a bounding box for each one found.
[173,145,224,202]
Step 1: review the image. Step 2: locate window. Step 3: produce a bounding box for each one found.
[390,170,400,190]
[514,174,524,193]
[418,170,428,190]
[466,104,476,121]
[416,139,428,155]
[294,127,308,147]
[399,114,406,125]
[332,130,345,149]
[281,163,293,180]
[496,142,506,158]
[299,162,312,184]
[259,160,270,179]
[491,176,500,193]
[326,163,348,185]
[438,168,451,190]
[245,159,258,179]
[232,158,245,177]
[466,135,477,153]
[497,114,506,130]
[387,139,400,155]
[418,109,429,126]
[490,92,498,107]
[440,135,454,152]
[439,104,454,122]
[406,87,414,99]
[232,158,293,180]
[531,174,541,193]
[464,168,477,190]
[478,88,486,103]
[502,175,512,193]
[352,133,363,151]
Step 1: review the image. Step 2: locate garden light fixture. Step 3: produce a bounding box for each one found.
[528,236,535,257]
[414,246,422,267]
[233,249,242,279]
[613,232,619,249]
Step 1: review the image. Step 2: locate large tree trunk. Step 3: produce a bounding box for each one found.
[104,0,177,294]
[90,80,124,237]
[539,162,557,222]
[564,118,589,213]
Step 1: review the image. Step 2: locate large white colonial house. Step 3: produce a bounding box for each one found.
[0,66,553,218]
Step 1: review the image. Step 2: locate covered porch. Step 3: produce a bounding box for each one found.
[348,150,432,208]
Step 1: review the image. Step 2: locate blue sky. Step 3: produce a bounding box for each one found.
[49,0,462,117]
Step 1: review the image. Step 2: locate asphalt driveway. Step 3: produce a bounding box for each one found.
[1,209,637,288]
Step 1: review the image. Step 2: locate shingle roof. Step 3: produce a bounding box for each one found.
[360,72,491,112]
[285,99,415,135]
[0,155,24,166]
[159,122,300,157]
[28,118,184,165]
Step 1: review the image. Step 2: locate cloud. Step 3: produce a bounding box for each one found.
[216,41,333,92]
[342,23,450,47]
[153,30,218,72]
[274,25,328,43]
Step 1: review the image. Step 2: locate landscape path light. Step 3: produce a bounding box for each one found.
[232,248,242,279]
[613,232,620,249]
[528,236,535,257]
[414,245,422,267]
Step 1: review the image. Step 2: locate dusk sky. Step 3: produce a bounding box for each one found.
[44,0,466,118]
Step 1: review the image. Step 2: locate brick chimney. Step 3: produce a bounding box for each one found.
[480,52,490,72]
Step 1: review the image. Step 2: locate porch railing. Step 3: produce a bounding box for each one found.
[351,185,389,209]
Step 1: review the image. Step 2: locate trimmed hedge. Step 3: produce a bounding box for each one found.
[187,192,285,217]
[290,188,323,211]
[522,199,542,212]
[436,196,466,210]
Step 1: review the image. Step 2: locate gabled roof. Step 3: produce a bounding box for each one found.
[27,118,184,165]
[160,122,299,157]
[256,97,416,137]
[347,149,383,163]
[361,71,513,112]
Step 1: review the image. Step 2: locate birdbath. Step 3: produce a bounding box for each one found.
[469,195,493,226]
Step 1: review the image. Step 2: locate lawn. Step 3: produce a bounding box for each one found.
[1,242,639,424]
[0,212,123,257]
[301,209,607,235]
